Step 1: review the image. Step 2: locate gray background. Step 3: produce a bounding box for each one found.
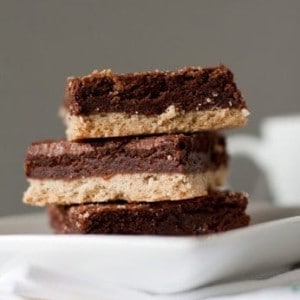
[0,0,299,216]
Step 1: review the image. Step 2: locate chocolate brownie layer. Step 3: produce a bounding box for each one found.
[25,132,227,179]
[64,65,246,116]
[48,191,250,235]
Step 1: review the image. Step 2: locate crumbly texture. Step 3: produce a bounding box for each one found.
[64,65,247,116]
[25,132,227,179]
[63,107,249,140]
[23,169,227,206]
[48,191,250,235]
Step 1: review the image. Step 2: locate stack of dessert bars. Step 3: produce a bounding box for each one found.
[23,65,250,235]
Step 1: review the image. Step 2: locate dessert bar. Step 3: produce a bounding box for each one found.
[62,65,248,140]
[24,132,228,205]
[48,191,249,235]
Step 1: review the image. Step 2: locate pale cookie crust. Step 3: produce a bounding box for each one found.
[63,107,249,140]
[23,169,227,206]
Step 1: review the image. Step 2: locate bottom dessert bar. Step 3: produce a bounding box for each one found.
[48,191,249,235]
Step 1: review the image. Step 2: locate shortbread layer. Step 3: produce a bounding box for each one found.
[64,107,248,140]
[23,169,227,206]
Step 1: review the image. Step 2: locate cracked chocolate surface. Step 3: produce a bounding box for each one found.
[64,65,246,116]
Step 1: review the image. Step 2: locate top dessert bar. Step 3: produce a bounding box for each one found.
[62,65,249,140]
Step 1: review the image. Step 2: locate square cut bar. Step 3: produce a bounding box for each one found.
[62,65,249,140]
[23,132,228,206]
[48,191,249,235]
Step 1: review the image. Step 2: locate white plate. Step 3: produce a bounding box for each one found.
[0,204,300,294]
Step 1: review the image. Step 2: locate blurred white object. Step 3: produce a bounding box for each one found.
[229,114,300,206]
[1,262,300,300]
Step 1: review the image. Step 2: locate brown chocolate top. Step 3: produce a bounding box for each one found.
[25,132,228,179]
[48,191,249,235]
[64,65,246,116]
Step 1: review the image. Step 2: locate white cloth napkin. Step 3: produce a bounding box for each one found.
[1,261,300,300]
